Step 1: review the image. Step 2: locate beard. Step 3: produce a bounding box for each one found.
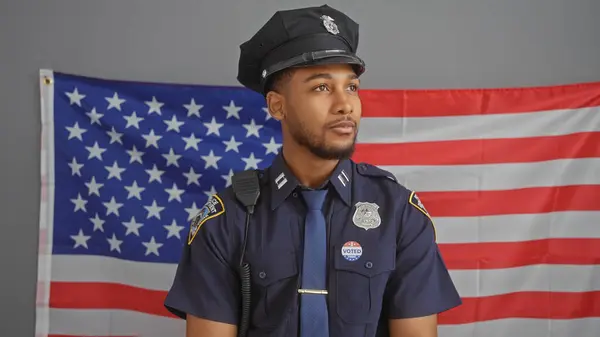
[288,119,357,160]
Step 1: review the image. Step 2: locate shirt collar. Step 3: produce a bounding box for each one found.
[269,153,353,210]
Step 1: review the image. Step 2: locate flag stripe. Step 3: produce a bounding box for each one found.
[438,317,600,337]
[438,291,600,324]
[383,158,600,192]
[421,185,600,217]
[440,238,600,269]
[435,211,600,244]
[49,282,600,325]
[354,132,600,166]
[358,106,600,143]
[360,82,600,117]
[48,308,184,337]
[49,255,600,298]
[450,264,600,297]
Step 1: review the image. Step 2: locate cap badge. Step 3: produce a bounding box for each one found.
[352,201,381,230]
[320,15,339,35]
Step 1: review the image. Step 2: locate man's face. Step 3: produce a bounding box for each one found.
[269,63,362,160]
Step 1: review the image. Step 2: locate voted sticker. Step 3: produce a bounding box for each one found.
[341,241,363,261]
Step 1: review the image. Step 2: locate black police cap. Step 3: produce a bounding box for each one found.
[237,4,366,94]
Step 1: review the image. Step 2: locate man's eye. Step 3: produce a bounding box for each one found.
[315,84,328,92]
[348,84,358,91]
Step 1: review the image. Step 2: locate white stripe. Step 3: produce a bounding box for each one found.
[52,254,175,291]
[451,264,600,298]
[49,308,184,337]
[358,106,600,143]
[439,317,600,337]
[435,211,600,244]
[382,158,600,192]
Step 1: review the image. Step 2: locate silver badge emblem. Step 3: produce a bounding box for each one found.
[352,202,381,230]
[320,15,339,35]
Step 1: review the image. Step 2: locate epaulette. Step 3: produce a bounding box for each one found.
[356,163,398,183]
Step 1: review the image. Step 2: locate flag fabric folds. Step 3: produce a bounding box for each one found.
[36,69,600,337]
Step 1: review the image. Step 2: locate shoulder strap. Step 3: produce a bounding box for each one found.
[356,163,398,183]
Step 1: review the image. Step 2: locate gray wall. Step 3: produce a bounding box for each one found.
[1,0,599,334]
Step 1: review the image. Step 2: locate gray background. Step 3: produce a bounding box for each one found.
[1,0,599,334]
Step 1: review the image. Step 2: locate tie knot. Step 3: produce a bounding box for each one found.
[301,190,328,210]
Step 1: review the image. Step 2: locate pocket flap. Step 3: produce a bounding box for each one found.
[251,250,298,286]
[334,243,395,277]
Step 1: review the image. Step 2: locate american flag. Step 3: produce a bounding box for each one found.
[36,69,600,337]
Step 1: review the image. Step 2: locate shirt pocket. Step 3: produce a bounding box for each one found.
[250,249,299,329]
[333,243,396,324]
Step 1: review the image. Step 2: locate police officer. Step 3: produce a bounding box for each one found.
[164,4,462,337]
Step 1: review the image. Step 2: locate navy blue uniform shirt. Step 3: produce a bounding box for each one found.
[164,154,462,336]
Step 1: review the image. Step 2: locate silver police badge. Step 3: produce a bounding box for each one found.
[320,15,339,35]
[352,202,381,230]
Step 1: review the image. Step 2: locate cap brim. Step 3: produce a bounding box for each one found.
[294,54,365,75]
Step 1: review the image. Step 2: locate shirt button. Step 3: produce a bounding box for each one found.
[259,271,267,279]
[365,261,373,269]
[292,192,298,197]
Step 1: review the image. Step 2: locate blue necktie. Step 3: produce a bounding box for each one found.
[300,189,329,337]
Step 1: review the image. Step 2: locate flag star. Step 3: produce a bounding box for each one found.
[123,111,144,129]
[263,107,272,121]
[142,129,162,149]
[162,148,182,167]
[223,135,242,153]
[124,180,145,200]
[185,202,201,221]
[145,164,164,183]
[144,200,165,220]
[107,233,123,253]
[71,229,91,249]
[222,169,234,187]
[204,186,218,198]
[142,236,163,256]
[105,161,126,181]
[145,96,164,115]
[65,88,85,106]
[70,193,88,212]
[262,137,282,155]
[68,157,84,176]
[242,152,263,170]
[65,122,87,141]
[105,92,126,111]
[243,119,263,138]
[204,117,224,136]
[183,167,201,186]
[86,107,104,125]
[223,100,242,119]
[165,183,185,202]
[85,176,103,196]
[182,133,202,151]
[126,145,144,164]
[164,219,185,240]
[103,197,123,216]
[184,98,203,117]
[106,126,123,145]
[89,213,105,232]
[164,115,185,133]
[86,141,107,161]
[122,216,143,236]
[201,150,221,170]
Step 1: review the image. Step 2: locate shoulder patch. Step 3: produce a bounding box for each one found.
[187,194,225,245]
[409,191,436,241]
[356,163,398,183]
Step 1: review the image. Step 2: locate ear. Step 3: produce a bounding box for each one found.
[265,91,285,121]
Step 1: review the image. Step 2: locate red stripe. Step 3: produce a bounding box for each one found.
[439,291,600,324]
[440,238,600,270]
[353,132,600,166]
[50,282,600,324]
[419,185,600,217]
[359,82,600,117]
[50,282,176,318]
